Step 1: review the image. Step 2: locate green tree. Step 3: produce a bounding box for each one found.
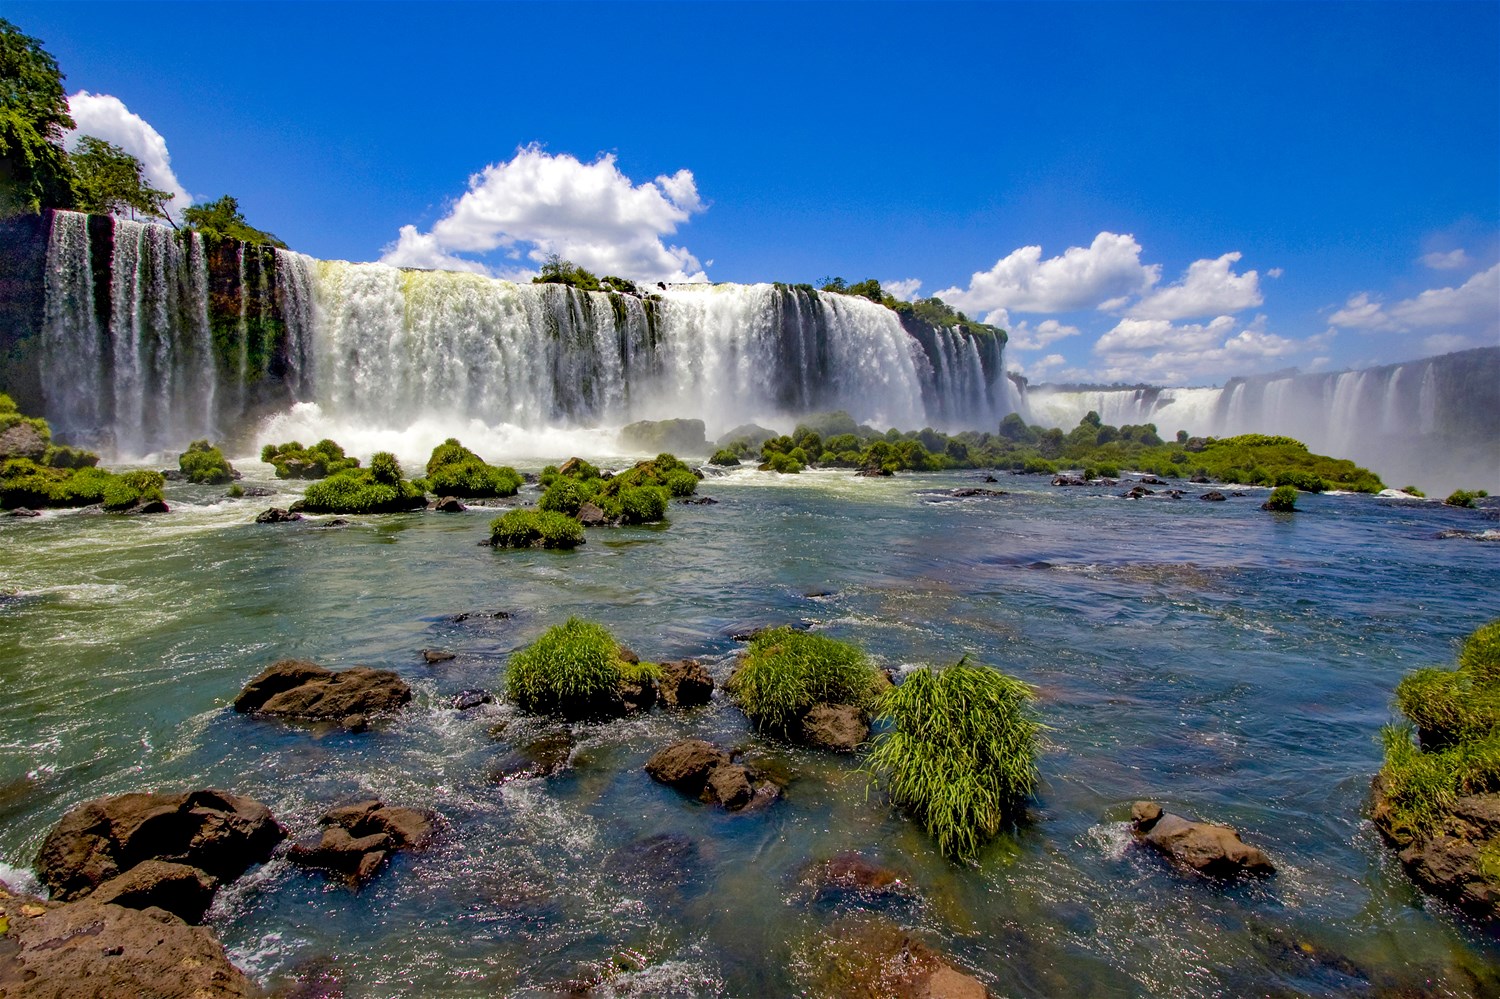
[0,17,77,215]
[532,253,601,292]
[71,136,173,223]
[182,195,286,247]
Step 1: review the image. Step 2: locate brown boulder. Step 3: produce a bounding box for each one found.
[1130,801,1275,877]
[644,739,769,813]
[576,501,611,526]
[799,703,869,753]
[800,915,987,998]
[658,658,713,707]
[255,507,303,523]
[705,763,754,811]
[233,659,411,726]
[286,800,434,885]
[89,860,217,924]
[0,422,47,461]
[0,886,254,998]
[36,789,284,902]
[432,496,466,512]
[1372,776,1500,918]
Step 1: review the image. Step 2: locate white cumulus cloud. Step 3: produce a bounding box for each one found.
[882,278,922,302]
[936,232,1160,315]
[1091,314,1322,384]
[987,308,1082,352]
[64,91,190,219]
[1420,249,1470,271]
[1127,252,1263,321]
[383,145,709,282]
[1329,263,1500,337]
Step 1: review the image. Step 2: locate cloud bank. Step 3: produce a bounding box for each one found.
[64,91,191,219]
[383,145,709,282]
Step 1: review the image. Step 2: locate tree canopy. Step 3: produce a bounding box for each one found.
[533,253,601,292]
[71,136,174,223]
[0,17,76,216]
[182,195,285,247]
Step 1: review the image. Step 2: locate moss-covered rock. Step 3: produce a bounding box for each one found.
[299,452,425,514]
[260,440,359,480]
[1374,621,1500,919]
[423,438,522,498]
[178,440,237,485]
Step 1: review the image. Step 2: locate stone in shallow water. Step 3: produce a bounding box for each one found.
[1130,800,1275,877]
[657,658,713,707]
[799,703,868,753]
[286,800,435,886]
[233,660,411,728]
[88,860,217,924]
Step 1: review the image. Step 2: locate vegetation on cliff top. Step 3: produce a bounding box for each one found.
[182,195,284,248]
[868,660,1039,860]
[819,277,1003,341]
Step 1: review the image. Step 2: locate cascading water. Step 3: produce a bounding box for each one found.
[1017,348,1500,492]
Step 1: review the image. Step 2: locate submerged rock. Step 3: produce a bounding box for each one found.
[1130,801,1275,877]
[286,800,435,886]
[0,883,256,997]
[452,688,492,711]
[422,648,456,664]
[799,703,869,753]
[233,660,412,728]
[491,729,576,782]
[36,789,284,904]
[799,915,988,998]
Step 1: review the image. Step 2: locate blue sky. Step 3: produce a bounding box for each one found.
[11,1,1498,386]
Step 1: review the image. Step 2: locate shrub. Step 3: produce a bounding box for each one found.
[261,439,359,479]
[506,617,629,717]
[424,438,522,497]
[867,660,1039,860]
[762,451,803,474]
[709,449,741,467]
[178,440,236,485]
[539,479,587,516]
[663,470,699,497]
[729,628,878,737]
[489,509,585,549]
[1263,485,1298,512]
[1378,620,1500,839]
[1445,489,1489,508]
[1402,485,1426,498]
[227,483,245,498]
[301,454,425,514]
[617,485,668,524]
[102,470,165,511]
[1274,470,1327,493]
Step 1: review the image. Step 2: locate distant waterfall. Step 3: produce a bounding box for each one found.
[1018,348,1500,492]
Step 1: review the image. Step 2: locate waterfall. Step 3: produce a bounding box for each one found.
[41,211,102,442]
[1016,349,1500,492]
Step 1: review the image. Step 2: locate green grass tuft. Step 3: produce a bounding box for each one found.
[425,438,522,497]
[178,440,236,485]
[489,509,584,549]
[301,452,425,514]
[867,660,1039,860]
[729,627,877,736]
[1263,484,1298,511]
[506,617,629,717]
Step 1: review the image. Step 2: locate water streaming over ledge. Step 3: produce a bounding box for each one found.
[15,211,1500,491]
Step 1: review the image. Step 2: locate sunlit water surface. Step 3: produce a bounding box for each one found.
[2,466,1498,997]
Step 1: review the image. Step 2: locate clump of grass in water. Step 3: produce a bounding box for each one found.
[867,659,1039,861]
[729,627,878,736]
[489,509,584,549]
[1378,620,1500,843]
[506,617,632,717]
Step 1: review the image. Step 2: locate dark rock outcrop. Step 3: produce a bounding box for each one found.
[1200,491,1227,501]
[8,507,40,518]
[1371,775,1499,918]
[233,660,411,727]
[286,800,435,885]
[451,689,492,711]
[255,507,302,523]
[422,648,456,664]
[119,499,170,515]
[36,789,284,903]
[644,739,773,812]
[1130,801,1274,877]
[799,703,868,753]
[1122,486,1154,499]
[491,729,576,782]
[0,422,47,461]
[432,496,466,512]
[88,860,217,924]
[0,883,256,997]
[657,659,713,707]
[1051,474,1088,487]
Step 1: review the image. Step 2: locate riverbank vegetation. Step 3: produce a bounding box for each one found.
[0,393,165,510]
[725,409,1384,491]
[868,660,1039,860]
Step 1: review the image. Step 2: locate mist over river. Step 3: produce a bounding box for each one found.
[2,462,1498,996]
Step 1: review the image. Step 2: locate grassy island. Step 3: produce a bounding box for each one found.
[299,451,426,514]
[423,438,522,498]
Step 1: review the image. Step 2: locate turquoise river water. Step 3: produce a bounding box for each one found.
[1,463,1498,997]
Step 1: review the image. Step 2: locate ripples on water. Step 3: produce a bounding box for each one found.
[1,467,1498,996]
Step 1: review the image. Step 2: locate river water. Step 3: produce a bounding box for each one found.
[1,463,1497,997]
